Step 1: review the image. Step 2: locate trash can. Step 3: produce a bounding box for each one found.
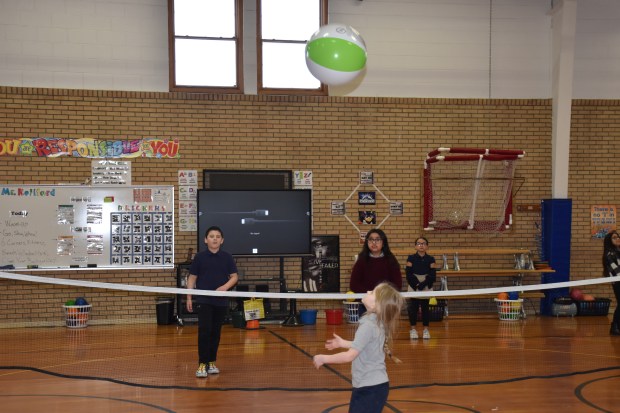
[231,310,246,328]
[156,296,175,325]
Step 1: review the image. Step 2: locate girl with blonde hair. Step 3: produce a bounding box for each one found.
[313,282,404,413]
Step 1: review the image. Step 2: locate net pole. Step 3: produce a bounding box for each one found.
[423,162,433,229]
[467,155,485,229]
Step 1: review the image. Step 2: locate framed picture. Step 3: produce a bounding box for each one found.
[301,235,340,293]
[358,210,376,225]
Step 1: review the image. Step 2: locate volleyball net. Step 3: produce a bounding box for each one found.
[0,271,618,391]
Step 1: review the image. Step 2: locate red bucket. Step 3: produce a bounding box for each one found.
[325,309,343,325]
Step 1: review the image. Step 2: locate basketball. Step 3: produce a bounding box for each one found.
[497,292,509,300]
[582,294,595,301]
[570,288,584,301]
[305,23,367,86]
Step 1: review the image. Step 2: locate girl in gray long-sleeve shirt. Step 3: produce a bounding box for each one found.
[313,282,404,413]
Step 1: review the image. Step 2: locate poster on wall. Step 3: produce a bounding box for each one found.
[331,201,345,215]
[591,205,616,239]
[178,170,197,232]
[358,210,376,225]
[389,201,404,215]
[293,170,313,188]
[92,160,131,185]
[360,171,374,184]
[301,235,340,293]
[358,191,376,205]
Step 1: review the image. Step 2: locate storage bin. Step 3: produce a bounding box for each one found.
[299,309,318,325]
[155,296,175,325]
[429,301,446,321]
[552,297,577,317]
[64,304,92,328]
[325,309,343,325]
[231,310,246,328]
[343,301,360,323]
[416,302,445,321]
[576,298,611,316]
[494,299,523,321]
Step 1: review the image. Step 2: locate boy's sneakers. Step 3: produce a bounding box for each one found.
[422,329,431,340]
[409,329,418,339]
[195,363,208,378]
[207,362,220,374]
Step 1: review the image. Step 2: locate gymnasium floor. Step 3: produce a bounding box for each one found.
[1,316,619,412]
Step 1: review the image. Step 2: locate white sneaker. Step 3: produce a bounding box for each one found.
[207,363,220,374]
[195,363,208,378]
[422,329,431,340]
[409,329,418,339]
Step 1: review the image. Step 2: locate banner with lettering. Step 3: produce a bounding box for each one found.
[0,137,180,158]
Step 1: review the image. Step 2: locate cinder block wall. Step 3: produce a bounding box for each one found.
[0,87,616,325]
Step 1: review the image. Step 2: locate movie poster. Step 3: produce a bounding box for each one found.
[301,235,340,293]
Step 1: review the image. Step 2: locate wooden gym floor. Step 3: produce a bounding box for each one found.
[0,315,619,413]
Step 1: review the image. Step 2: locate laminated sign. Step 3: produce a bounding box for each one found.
[243,298,265,320]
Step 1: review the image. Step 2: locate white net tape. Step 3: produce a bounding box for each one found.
[1,271,615,300]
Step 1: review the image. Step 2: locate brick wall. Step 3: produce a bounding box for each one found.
[0,86,616,326]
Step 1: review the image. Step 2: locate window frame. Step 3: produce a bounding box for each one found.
[256,0,328,96]
[168,0,245,94]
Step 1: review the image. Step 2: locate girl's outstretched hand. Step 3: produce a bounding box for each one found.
[313,355,325,369]
[325,333,342,350]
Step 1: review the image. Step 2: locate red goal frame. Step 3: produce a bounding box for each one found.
[423,147,525,231]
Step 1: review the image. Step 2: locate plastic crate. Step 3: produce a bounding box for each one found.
[417,302,445,322]
[429,303,445,321]
[494,299,523,321]
[63,304,92,328]
[576,298,611,316]
[343,301,359,324]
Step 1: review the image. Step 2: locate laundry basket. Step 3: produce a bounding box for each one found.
[343,301,360,324]
[494,299,523,321]
[63,304,92,328]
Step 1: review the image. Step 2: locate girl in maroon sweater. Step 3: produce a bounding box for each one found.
[350,229,403,314]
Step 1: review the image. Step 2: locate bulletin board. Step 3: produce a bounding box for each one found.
[0,185,174,269]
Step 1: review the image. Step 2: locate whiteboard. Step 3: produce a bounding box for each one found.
[0,185,174,269]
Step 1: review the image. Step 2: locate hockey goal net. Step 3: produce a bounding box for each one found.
[423,147,525,232]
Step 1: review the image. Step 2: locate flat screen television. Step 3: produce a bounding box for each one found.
[197,189,313,257]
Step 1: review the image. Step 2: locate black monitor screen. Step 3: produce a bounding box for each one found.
[197,189,312,257]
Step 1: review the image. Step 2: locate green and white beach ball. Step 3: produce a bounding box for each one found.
[305,24,367,86]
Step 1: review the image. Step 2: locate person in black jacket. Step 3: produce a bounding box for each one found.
[602,230,620,336]
[406,236,436,340]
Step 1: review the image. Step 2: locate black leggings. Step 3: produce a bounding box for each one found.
[407,298,430,327]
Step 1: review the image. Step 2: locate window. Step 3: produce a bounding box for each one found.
[169,0,326,95]
[258,0,327,95]
[169,0,243,93]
